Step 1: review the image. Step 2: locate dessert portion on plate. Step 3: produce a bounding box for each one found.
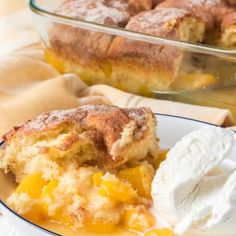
[1,105,159,181]
[0,105,163,234]
[44,0,236,96]
[1,105,236,235]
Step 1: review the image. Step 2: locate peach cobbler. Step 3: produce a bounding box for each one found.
[45,0,236,96]
[0,105,173,235]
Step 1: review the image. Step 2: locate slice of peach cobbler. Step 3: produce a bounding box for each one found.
[0,105,171,235]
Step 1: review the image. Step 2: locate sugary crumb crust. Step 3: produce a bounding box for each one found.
[1,105,159,180]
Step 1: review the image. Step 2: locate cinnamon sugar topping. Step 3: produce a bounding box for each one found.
[128,8,189,31]
[2,105,159,169]
[55,0,130,26]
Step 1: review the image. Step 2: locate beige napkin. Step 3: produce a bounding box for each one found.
[0,10,40,56]
[0,0,26,17]
[0,10,235,138]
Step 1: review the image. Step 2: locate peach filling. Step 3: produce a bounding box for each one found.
[8,150,173,235]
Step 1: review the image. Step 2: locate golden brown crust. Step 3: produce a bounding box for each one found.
[225,0,236,7]
[3,105,146,145]
[157,0,233,32]
[50,0,131,60]
[128,0,153,13]
[55,0,131,27]
[122,8,194,39]
[221,12,236,30]
[152,0,164,6]
[55,0,153,19]
[49,0,156,61]
[220,12,236,47]
[2,105,159,170]
[107,8,204,90]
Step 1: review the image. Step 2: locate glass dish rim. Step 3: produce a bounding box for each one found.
[29,0,236,60]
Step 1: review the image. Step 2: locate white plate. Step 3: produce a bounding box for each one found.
[0,114,222,236]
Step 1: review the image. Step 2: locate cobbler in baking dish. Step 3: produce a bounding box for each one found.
[44,0,236,96]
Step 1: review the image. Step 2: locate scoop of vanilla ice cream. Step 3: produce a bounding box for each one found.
[152,127,236,236]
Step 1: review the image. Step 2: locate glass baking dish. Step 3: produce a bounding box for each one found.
[29,0,236,119]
